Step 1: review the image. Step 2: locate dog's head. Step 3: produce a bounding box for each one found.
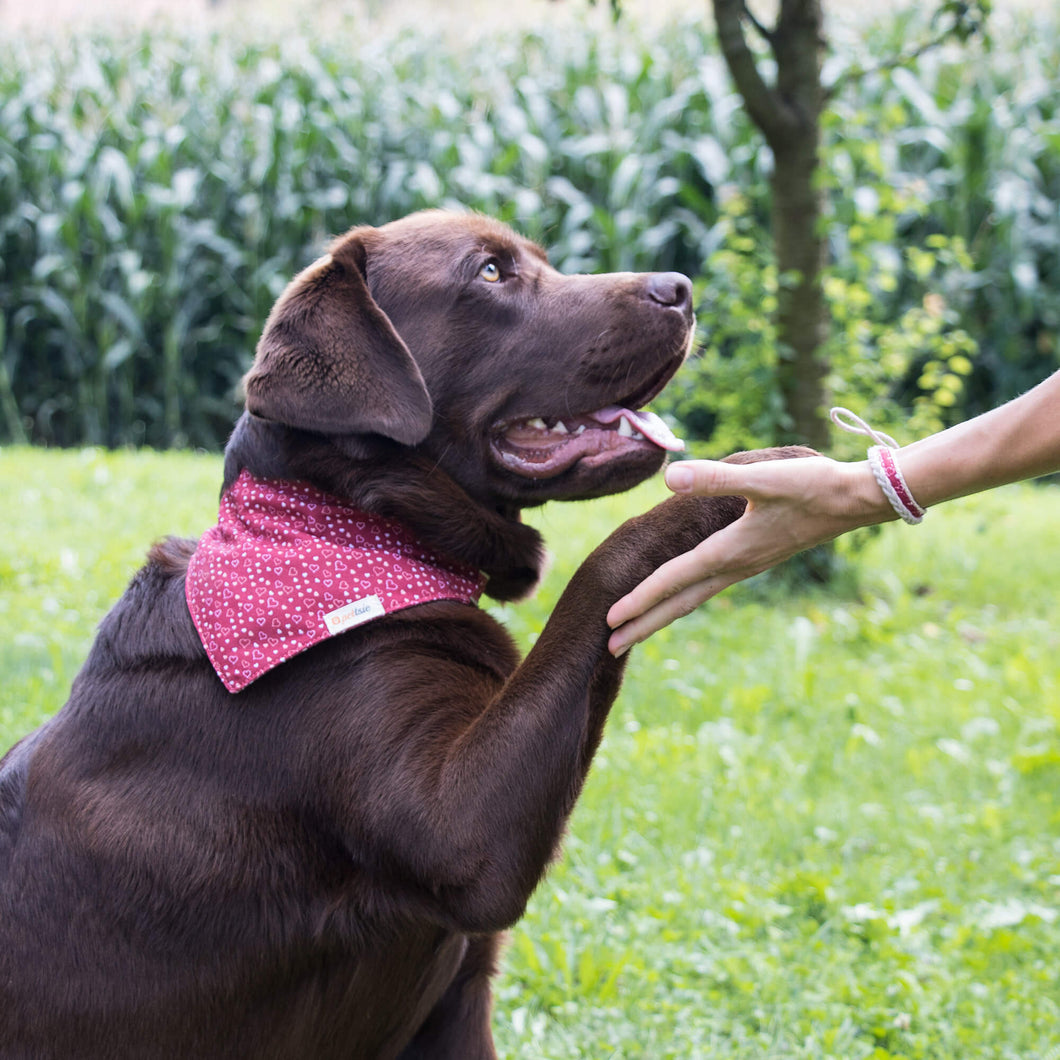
[243,210,694,508]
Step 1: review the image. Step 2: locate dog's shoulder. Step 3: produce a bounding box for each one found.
[282,600,522,705]
[373,600,522,681]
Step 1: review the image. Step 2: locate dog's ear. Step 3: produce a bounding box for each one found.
[243,229,433,446]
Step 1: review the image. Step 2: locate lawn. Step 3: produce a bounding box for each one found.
[1,446,1059,1058]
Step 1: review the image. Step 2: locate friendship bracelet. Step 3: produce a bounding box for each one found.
[829,407,926,525]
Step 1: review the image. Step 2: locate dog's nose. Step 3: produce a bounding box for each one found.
[646,272,693,312]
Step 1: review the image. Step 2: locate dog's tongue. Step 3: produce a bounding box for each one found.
[590,406,685,452]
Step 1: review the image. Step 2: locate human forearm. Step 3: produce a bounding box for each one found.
[897,371,1060,509]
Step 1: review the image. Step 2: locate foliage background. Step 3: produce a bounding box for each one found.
[1,2,1057,452]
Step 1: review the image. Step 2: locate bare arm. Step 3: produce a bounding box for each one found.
[893,371,1060,506]
[606,371,1060,656]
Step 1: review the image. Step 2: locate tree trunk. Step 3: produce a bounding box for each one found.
[713,0,829,449]
[772,1,828,450]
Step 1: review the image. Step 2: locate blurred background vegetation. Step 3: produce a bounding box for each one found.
[0,0,1057,454]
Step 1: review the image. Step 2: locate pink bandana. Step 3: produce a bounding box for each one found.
[185,470,486,693]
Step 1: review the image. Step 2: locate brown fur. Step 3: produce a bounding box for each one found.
[0,210,813,1059]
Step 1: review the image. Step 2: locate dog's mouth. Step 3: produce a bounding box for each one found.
[492,404,685,480]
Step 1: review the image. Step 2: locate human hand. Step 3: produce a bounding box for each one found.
[605,454,887,656]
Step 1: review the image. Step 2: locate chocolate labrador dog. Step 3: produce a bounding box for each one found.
[0,210,808,1059]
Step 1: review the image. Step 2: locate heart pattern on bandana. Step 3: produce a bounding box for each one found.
[185,470,485,693]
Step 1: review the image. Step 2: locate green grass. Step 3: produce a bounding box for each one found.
[2,446,1059,1057]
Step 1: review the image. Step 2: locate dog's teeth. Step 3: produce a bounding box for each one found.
[617,418,635,438]
[526,418,548,431]
[575,424,587,435]
[552,421,570,434]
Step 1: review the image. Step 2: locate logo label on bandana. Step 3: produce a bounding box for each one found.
[324,595,386,635]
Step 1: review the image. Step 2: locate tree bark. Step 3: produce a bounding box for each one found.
[713,0,829,449]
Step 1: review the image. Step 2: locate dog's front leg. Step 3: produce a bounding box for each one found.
[426,449,819,928]
[345,449,815,940]
[396,490,762,935]
[395,935,501,1060]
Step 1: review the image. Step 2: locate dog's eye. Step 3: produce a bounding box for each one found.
[479,261,502,283]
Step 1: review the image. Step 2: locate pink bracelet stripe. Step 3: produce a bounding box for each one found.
[872,445,925,523]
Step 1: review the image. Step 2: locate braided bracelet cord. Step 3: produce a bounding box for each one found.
[867,445,925,524]
[829,407,926,525]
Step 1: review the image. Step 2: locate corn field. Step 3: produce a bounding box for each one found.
[1,8,1057,449]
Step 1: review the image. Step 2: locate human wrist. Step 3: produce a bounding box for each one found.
[867,446,925,524]
[828,408,927,525]
[842,459,902,528]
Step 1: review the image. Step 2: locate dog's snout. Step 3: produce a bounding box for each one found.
[645,272,693,312]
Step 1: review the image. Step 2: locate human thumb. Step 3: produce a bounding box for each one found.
[665,459,739,496]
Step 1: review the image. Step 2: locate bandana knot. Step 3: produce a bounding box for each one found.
[185,470,485,692]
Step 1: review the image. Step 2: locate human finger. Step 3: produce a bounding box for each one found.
[605,511,766,631]
[607,570,741,657]
[665,458,761,497]
[605,537,728,631]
